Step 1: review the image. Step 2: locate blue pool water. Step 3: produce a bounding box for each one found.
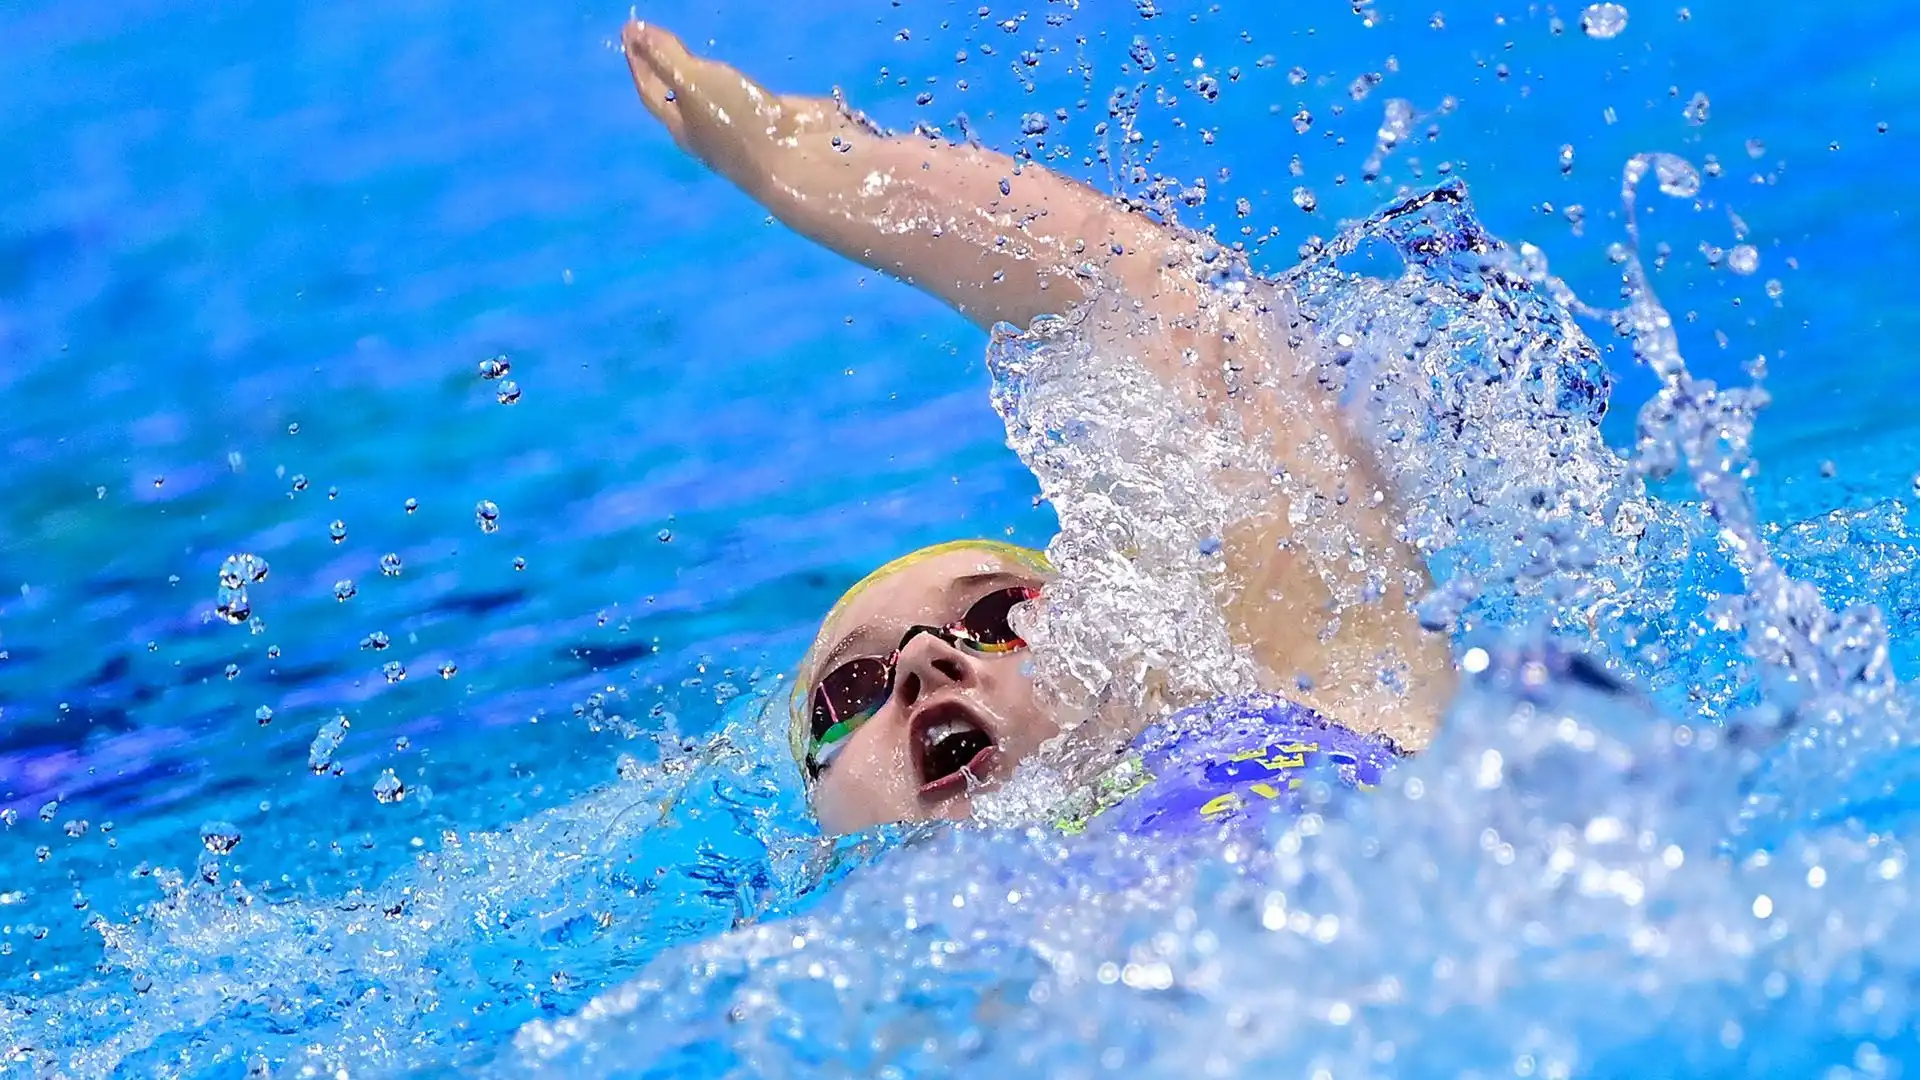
[3,0,1920,1075]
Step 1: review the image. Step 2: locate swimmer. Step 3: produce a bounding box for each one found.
[621,21,1457,835]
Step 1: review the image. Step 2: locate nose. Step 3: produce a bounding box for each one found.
[891,629,973,711]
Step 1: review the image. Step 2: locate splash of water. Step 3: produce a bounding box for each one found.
[496,170,1920,1077]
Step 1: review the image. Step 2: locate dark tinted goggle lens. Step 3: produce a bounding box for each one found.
[957,586,1035,649]
[810,656,891,744]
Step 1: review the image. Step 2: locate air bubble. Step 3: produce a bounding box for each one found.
[0,808,14,827]
[1579,2,1629,39]
[199,821,241,855]
[39,800,57,822]
[657,529,673,542]
[255,705,274,725]
[361,631,391,651]
[479,355,511,380]
[476,501,501,533]
[380,553,404,577]
[404,497,419,514]
[1020,112,1050,136]
[334,579,358,602]
[1293,186,1319,212]
[291,475,308,493]
[382,660,407,684]
[1727,245,1759,275]
[439,661,459,679]
[513,556,527,571]
[1292,108,1312,135]
[224,663,240,681]
[496,381,522,405]
[329,520,348,544]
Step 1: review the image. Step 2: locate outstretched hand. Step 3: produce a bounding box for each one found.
[621,20,879,199]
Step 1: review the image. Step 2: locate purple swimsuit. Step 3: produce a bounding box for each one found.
[1089,693,1400,838]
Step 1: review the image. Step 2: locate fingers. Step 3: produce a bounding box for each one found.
[621,21,689,144]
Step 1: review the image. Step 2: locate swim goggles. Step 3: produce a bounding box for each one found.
[805,586,1039,777]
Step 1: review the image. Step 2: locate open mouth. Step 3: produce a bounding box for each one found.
[913,701,998,797]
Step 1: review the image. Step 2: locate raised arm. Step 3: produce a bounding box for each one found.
[623,21,1176,330]
[623,21,1455,749]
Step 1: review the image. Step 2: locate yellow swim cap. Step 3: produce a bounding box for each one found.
[786,539,1052,777]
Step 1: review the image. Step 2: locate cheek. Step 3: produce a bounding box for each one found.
[985,662,1061,751]
[811,718,917,832]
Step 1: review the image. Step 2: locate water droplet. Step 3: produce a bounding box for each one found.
[380,553,404,577]
[38,801,57,822]
[478,355,511,380]
[62,819,88,838]
[438,661,459,679]
[361,631,391,651]
[1292,108,1313,134]
[224,663,240,681]
[218,554,270,590]
[0,808,15,828]
[1911,473,1920,498]
[1579,2,1628,39]
[1127,37,1156,70]
[1292,186,1319,212]
[1745,137,1767,159]
[381,660,407,684]
[199,821,242,855]
[328,520,348,544]
[308,715,349,774]
[404,497,419,514]
[1683,91,1711,126]
[214,588,252,626]
[476,501,501,533]
[372,770,408,804]
[152,476,164,488]
[394,735,411,751]
[1821,460,1838,479]
[656,528,673,543]
[1020,112,1049,136]
[496,381,522,405]
[333,579,358,602]
[266,644,281,659]
[1727,244,1759,275]
[1558,144,1575,174]
[287,422,300,435]
[291,474,308,493]
[255,705,274,725]
[513,555,527,571]
[1287,65,1308,86]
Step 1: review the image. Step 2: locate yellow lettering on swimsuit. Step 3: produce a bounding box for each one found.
[1260,740,1316,771]
[1200,793,1242,819]
[1249,782,1281,800]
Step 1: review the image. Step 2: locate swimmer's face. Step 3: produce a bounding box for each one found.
[804,548,1056,835]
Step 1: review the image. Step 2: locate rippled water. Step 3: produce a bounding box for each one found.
[5,1,1920,1077]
